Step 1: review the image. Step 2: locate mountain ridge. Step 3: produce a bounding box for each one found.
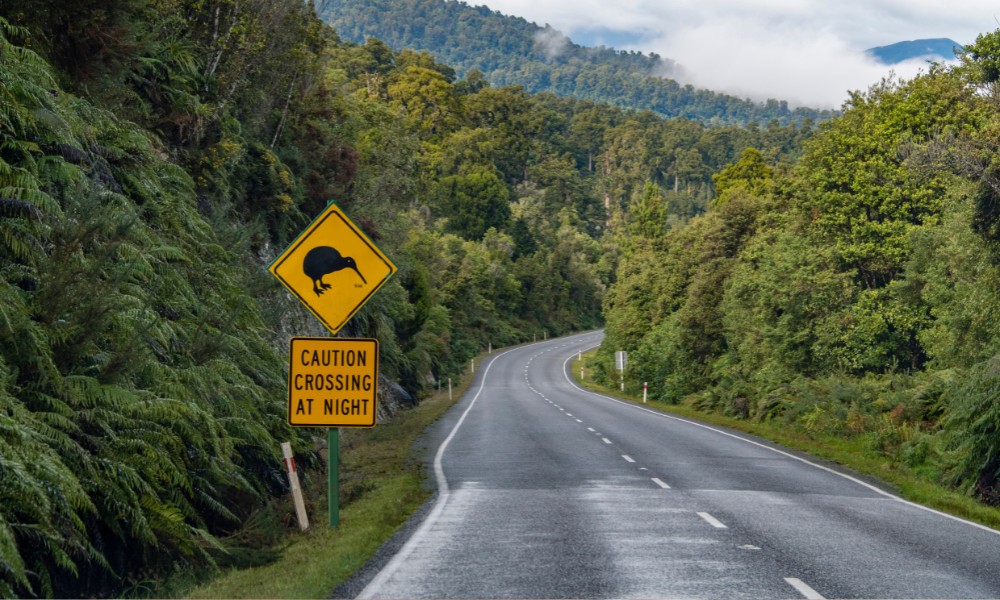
[319,0,831,125]
[866,38,963,65]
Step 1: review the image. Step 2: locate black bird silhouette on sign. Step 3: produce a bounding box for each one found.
[303,246,367,296]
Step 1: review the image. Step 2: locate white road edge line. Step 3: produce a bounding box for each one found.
[697,512,728,529]
[651,477,671,489]
[561,346,1000,537]
[358,346,519,599]
[784,577,825,599]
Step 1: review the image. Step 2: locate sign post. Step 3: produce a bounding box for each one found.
[287,337,379,527]
[329,429,339,527]
[269,202,397,528]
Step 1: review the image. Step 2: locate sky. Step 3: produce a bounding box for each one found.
[472,0,997,108]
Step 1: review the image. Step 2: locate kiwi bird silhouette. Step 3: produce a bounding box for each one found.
[303,246,367,296]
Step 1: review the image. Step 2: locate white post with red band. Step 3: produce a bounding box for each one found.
[281,442,309,531]
[643,382,648,404]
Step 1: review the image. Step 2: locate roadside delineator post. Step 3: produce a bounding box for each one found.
[281,442,309,531]
[643,382,648,404]
[616,351,627,392]
[471,359,475,374]
[448,378,452,401]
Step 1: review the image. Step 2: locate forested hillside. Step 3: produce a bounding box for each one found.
[598,41,1000,508]
[0,0,807,595]
[319,0,833,125]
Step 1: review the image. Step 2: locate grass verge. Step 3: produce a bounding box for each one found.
[573,352,1000,532]
[181,359,485,599]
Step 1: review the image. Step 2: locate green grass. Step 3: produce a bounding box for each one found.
[181,358,485,599]
[572,352,1000,532]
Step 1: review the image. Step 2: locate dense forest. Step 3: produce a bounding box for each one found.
[319,0,834,125]
[4,0,999,595]
[0,0,811,596]
[597,40,1000,509]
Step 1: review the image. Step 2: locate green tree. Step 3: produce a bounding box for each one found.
[388,65,461,138]
[435,167,511,240]
[712,147,773,203]
[628,180,669,239]
[800,70,983,289]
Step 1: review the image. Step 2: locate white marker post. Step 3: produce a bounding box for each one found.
[280,442,309,531]
[448,378,452,401]
[488,342,492,354]
[615,351,627,392]
[471,359,475,374]
[643,382,648,404]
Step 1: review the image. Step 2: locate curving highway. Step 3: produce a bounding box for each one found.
[354,332,1000,599]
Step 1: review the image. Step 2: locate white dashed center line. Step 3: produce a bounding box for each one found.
[622,455,635,463]
[697,512,727,529]
[784,577,825,599]
[602,437,612,444]
[651,477,671,489]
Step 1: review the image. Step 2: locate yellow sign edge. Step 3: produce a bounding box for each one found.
[286,336,380,428]
[269,203,398,335]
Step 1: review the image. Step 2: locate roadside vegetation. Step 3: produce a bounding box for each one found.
[575,352,1000,531]
[594,34,1000,515]
[181,358,482,599]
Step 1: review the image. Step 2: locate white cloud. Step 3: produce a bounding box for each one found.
[647,21,936,108]
[474,0,994,107]
[534,26,570,59]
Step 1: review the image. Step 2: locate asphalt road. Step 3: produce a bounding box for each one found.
[355,332,1000,599]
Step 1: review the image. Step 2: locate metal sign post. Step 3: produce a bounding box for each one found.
[329,429,339,527]
[269,201,397,528]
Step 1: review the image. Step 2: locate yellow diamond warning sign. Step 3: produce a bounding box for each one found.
[270,203,396,335]
[288,337,379,428]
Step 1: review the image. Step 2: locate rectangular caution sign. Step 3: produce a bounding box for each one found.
[287,337,379,428]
